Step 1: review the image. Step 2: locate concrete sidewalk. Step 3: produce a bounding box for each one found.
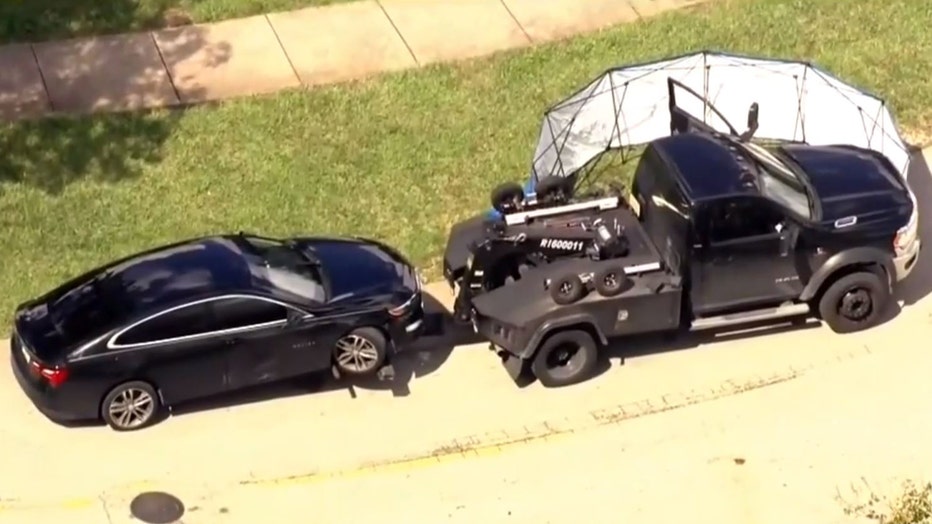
[0,0,706,121]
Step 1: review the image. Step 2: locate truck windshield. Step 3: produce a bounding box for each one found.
[736,142,813,220]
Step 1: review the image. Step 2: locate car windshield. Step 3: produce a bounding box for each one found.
[239,235,328,303]
[736,141,813,220]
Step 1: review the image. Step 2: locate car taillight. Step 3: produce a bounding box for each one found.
[29,361,69,388]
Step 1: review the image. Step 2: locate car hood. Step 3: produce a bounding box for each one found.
[294,237,419,303]
[780,144,911,221]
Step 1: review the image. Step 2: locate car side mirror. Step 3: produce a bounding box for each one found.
[747,102,759,129]
[285,309,304,325]
[777,222,798,256]
[739,102,759,142]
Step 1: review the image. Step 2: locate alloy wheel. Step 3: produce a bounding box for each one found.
[335,335,380,373]
[108,388,155,430]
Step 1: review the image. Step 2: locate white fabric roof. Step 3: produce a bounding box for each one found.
[530,51,911,182]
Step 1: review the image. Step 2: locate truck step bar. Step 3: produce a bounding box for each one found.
[504,196,620,225]
[691,303,811,331]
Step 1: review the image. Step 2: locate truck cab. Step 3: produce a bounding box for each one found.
[637,130,919,329]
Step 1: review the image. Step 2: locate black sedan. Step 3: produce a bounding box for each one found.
[9,233,425,431]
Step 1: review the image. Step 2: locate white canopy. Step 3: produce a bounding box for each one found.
[530,51,911,182]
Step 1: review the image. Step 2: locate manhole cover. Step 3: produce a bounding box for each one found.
[130,491,185,524]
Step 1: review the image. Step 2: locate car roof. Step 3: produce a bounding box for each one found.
[81,236,257,311]
[651,132,754,202]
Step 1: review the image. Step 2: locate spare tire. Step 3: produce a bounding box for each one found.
[535,176,571,205]
[550,274,585,305]
[490,182,524,213]
[594,265,628,297]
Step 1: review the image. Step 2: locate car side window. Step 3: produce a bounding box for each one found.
[115,302,214,346]
[707,197,784,244]
[209,297,290,332]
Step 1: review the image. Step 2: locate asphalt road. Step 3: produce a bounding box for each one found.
[1,150,930,524]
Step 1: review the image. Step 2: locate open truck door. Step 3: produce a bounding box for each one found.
[667,77,759,142]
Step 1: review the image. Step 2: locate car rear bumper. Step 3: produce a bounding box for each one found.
[893,238,921,282]
[9,348,87,422]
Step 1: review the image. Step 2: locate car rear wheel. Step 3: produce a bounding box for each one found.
[334,327,388,376]
[818,271,889,334]
[101,381,162,432]
[531,329,599,388]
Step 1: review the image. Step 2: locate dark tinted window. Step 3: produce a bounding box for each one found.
[707,197,784,243]
[116,302,214,345]
[209,297,289,331]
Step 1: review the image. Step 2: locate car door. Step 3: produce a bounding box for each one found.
[690,196,803,315]
[211,296,340,390]
[108,301,232,405]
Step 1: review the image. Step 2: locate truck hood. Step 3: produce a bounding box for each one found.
[780,144,911,221]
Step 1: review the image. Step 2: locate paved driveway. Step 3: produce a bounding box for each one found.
[2,150,930,523]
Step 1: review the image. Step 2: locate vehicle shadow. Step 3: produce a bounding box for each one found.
[165,292,480,420]
[589,316,822,380]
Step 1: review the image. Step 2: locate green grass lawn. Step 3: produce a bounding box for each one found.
[2,0,932,322]
[0,0,352,44]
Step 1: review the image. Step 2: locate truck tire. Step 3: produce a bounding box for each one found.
[490,182,524,213]
[531,329,599,387]
[594,265,627,296]
[817,271,889,334]
[550,274,585,305]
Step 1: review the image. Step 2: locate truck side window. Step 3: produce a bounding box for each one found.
[707,198,784,244]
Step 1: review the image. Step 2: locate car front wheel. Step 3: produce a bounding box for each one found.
[333,327,388,376]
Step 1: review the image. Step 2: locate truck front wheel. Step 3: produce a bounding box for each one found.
[817,271,889,334]
[531,329,599,387]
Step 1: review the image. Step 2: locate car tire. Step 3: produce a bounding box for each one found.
[101,381,162,432]
[490,182,525,213]
[817,271,889,334]
[334,327,388,376]
[550,274,585,305]
[594,265,628,296]
[531,329,599,388]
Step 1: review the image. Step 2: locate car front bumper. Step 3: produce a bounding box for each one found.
[893,238,921,282]
[387,293,427,350]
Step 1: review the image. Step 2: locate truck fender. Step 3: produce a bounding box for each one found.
[520,314,609,360]
[799,247,894,302]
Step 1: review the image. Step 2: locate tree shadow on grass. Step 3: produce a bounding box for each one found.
[0,112,179,193]
[0,16,232,194]
[0,0,194,45]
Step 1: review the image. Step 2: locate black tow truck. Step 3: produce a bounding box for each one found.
[442,79,921,387]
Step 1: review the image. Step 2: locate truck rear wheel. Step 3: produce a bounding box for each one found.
[817,271,889,334]
[531,329,599,387]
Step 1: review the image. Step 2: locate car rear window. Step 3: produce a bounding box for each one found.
[48,272,129,345]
